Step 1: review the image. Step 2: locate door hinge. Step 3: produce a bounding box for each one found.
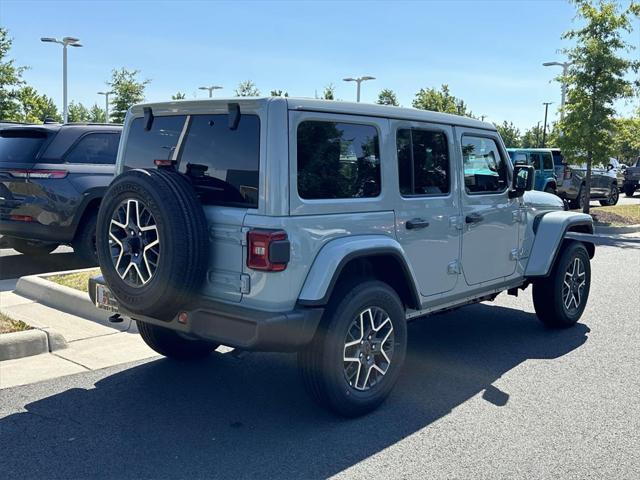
[512,209,525,223]
[447,260,461,275]
[449,216,464,231]
[510,248,524,261]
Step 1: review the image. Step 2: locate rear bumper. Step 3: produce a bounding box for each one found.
[89,276,324,352]
[623,179,639,189]
[0,219,72,243]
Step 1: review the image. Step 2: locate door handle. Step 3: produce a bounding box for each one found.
[406,218,430,230]
[465,213,484,224]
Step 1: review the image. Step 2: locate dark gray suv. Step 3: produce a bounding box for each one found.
[0,122,121,261]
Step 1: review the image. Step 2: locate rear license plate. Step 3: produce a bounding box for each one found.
[95,284,119,313]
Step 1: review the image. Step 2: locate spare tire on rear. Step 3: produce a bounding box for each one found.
[96,168,209,320]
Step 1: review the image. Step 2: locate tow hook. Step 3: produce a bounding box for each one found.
[109,313,123,323]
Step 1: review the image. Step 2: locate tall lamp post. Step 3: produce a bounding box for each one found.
[542,102,553,147]
[40,36,83,124]
[542,61,572,122]
[199,85,223,98]
[97,91,114,123]
[342,76,375,102]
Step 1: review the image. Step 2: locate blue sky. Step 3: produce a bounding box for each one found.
[1,0,638,129]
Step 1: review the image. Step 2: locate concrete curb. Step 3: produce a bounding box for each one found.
[0,328,67,361]
[15,270,113,326]
[595,223,640,235]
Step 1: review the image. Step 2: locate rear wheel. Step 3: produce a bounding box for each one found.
[624,185,635,197]
[298,280,407,417]
[532,242,591,328]
[136,321,219,360]
[73,211,98,263]
[9,238,58,256]
[599,184,619,206]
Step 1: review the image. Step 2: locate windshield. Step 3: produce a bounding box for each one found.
[0,130,49,163]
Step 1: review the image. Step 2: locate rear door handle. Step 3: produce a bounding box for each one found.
[406,218,430,230]
[465,213,484,224]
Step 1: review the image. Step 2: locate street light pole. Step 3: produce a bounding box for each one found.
[41,37,83,123]
[342,76,375,102]
[97,91,114,123]
[542,102,553,147]
[542,61,572,122]
[199,85,223,98]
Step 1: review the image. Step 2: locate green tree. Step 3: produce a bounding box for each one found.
[612,116,640,162]
[270,89,288,97]
[376,88,399,106]
[494,121,522,147]
[521,124,544,148]
[235,80,260,97]
[89,103,106,123]
[412,84,472,116]
[67,101,91,122]
[108,68,150,123]
[172,92,186,100]
[16,86,61,123]
[557,0,639,213]
[322,83,335,100]
[0,27,26,120]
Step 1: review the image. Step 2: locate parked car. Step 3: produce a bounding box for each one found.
[90,98,595,417]
[622,156,640,197]
[507,148,557,193]
[0,122,121,261]
[551,148,619,208]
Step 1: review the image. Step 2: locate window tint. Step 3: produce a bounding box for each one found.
[0,130,49,163]
[297,121,380,199]
[177,114,260,208]
[122,116,186,170]
[542,152,554,170]
[397,128,449,195]
[65,133,120,164]
[529,152,542,170]
[462,136,509,194]
[122,114,260,208]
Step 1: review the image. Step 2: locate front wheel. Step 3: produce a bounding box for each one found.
[532,242,591,328]
[599,184,619,206]
[298,280,407,417]
[136,321,219,360]
[9,238,59,256]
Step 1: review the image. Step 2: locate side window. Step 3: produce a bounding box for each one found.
[397,128,450,196]
[462,136,509,194]
[297,121,381,200]
[542,152,554,170]
[65,133,120,164]
[530,153,542,170]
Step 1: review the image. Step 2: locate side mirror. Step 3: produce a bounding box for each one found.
[508,164,534,198]
[606,164,614,172]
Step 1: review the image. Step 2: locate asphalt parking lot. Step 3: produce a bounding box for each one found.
[1,235,639,479]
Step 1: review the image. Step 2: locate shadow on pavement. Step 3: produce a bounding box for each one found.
[0,251,94,281]
[0,303,589,479]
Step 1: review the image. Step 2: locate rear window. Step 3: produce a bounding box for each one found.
[122,114,260,208]
[542,152,553,170]
[0,130,49,163]
[552,150,564,166]
[297,121,381,200]
[65,133,120,164]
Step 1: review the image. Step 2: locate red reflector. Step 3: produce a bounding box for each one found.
[8,169,67,179]
[9,215,33,222]
[177,312,188,324]
[154,159,175,167]
[247,230,288,271]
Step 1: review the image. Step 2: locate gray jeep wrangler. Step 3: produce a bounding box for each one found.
[91,98,595,417]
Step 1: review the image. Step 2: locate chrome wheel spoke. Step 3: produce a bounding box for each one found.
[343,306,395,392]
[108,199,160,288]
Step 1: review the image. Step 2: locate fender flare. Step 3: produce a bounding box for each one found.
[69,187,106,237]
[525,211,594,277]
[298,235,421,308]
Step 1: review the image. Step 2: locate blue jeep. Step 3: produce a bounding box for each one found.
[508,148,558,194]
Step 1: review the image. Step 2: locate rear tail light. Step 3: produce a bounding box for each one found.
[563,165,571,180]
[9,215,33,222]
[8,169,68,179]
[247,229,290,271]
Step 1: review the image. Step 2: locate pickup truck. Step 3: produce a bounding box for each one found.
[622,157,640,197]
